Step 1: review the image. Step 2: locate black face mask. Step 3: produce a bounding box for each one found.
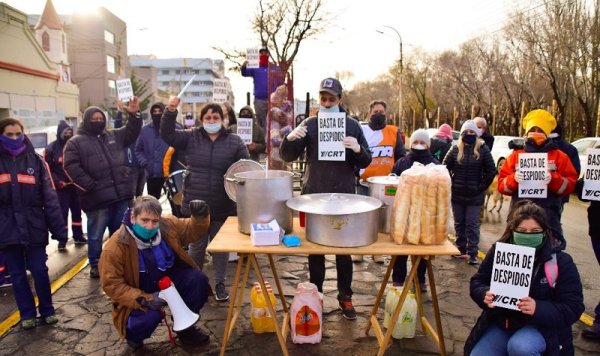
[152,114,161,128]
[369,113,387,130]
[411,148,428,155]
[89,121,106,135]
[462,134,476,145]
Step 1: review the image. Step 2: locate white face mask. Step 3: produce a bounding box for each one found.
[185,119,194,127]
[319,105,339,113]
[412,144,427,150]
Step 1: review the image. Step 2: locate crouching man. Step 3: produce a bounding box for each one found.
[99,196,211,349]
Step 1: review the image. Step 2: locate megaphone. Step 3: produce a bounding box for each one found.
[158,276,199,332]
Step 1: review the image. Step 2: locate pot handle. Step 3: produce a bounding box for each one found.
[225,177,245,185]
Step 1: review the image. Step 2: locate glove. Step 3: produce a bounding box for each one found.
[514,171,524,184]
[137,292,167,310]
[57,181,66,190]
[189,199,209,217]
[342,136,361,153]
[286,125,307,142]
[544,171,552,185]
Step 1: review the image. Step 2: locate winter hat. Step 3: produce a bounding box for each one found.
[460,120,482,137]
[409,129,431,148]
[522,109,557,136]
[435,123,453,140]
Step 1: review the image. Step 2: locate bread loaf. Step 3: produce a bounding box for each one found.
[435,173,450,243]
[406,179,423,244]
[392,175,413,244]
[420,175,438,244]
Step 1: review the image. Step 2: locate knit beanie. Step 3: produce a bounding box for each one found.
[409,129,431,148]
[522,109,557,136]
[435,124,453,140]
[460,120,482,137]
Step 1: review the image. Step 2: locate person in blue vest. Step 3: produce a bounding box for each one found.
[44,120,87,250]
[0,117,67,329]
[465,200,584,355]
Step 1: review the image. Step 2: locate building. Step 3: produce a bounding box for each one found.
[0,2,79,129]
[129,55,235,117]
[126,62,170,115]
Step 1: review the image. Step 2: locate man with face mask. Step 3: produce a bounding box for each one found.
[44,120,87,250]
[64,97,143,278]
[498,109,578,249]
[228,106,266,162]
[241,48,284,130]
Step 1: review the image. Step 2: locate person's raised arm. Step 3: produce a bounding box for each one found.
[160,96,190,150]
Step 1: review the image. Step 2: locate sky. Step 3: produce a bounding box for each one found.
[6,0,525,110]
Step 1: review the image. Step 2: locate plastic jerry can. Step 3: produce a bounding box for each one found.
[383,285,398,328]
[392,291,417,339]
[250,281,277,333]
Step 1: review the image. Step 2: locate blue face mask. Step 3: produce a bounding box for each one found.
[203,122,222,134]
[0,133,25,149]
[132,223,159,241]
[319,105,340,113]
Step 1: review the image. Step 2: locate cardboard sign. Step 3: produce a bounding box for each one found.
[489,242,535,311]
[237,118,253,144]
[116,78,134,102]
[582,148,600,201]
[212,79,228,103]
[317,112,346,161]
[517,152,548,198]
[246,48,260,68]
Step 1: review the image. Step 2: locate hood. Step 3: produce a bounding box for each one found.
[238,105,255,119]
[79,106,106,135]
[56,120,72,142]
[150,102,165,114]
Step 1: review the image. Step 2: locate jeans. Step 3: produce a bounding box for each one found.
[470,324,546,356]
[86,200,130,268]
[392,256,427,285]
[57,186,84,240]
[188,220,228,285]
[308,254,353,300]
[3,245,54,320]
[452,202,482,257]
[125,267,209,343]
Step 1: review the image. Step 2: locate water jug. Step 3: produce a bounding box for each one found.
[250,281,277,333]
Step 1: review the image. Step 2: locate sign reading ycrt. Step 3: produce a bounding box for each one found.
[489,242,535,311]
[583,148,600,201]
[517,152,548,198]
[318,112,345,161]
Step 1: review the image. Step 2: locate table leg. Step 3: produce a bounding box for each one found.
[268,255,289,314]
[365,255,397,336]
[411,255,426,333]
[220,253,246,356]
[249,254,289,356]
[230,254,252,335]
[426,257,447,356]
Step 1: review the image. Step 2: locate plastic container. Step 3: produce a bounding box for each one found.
[391,291,417,339]
[290,282,322,344]
[250,281,277,333]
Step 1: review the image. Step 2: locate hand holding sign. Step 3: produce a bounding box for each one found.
[515,171,525,184]
[122,96,140,114]
[517,296,536,315]
[342,136,361,153]
[287,125,307,141]
[483,291,496,309]
[167,96,180,112]
[543,172,552,185]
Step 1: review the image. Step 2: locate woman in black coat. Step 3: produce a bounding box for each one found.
[465,200,584,356]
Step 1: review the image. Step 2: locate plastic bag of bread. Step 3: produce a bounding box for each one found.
[390,163,451,245]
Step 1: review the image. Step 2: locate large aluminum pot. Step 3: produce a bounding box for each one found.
[365,175,400,233]
[286,193,382,247]
[229,170,293,234]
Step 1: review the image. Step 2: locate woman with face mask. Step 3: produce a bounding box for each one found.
[390,129,439,291]
[443,120,497,265]
[465,200,584,356]
[498,110,578,251]
[160,97,250,303]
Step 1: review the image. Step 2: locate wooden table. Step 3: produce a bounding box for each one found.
[207,217,459,356]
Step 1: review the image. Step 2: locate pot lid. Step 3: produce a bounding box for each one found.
[224,159,265,202]
[366,174,400,185]
[286,193,382,215]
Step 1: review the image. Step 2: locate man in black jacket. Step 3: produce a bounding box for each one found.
[64,97,142,278]
[280,78,372,320]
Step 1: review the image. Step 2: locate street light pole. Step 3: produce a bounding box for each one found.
[377,25,403,131]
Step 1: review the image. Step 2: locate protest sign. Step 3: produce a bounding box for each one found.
[236,118,253,144]
[212,79,228,103]
[582,148,600,201]
[489,242,535,311]
[517,152,548,198]
[317,112,345,161]
[116,78,133,102]
[246,48,260,68]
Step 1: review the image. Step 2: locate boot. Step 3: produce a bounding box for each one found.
[176,326,210,346]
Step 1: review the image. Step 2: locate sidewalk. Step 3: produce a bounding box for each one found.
[1,251,598,355]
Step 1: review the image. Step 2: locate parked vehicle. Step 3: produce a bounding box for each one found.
[572,137,600,177]
[490,135,524,167]
[26,126,57,155]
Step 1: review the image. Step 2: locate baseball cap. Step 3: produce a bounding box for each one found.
[319,78,342,97]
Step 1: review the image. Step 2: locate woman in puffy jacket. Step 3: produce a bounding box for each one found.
[443,120,496,265]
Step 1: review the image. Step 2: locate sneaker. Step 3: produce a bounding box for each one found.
[468,256,479,265]
[57,242,67,252]
[21,318,36,330]
[452,253,469,260]
[351,255,363,263]
[582,323,600,340]
[338,299,357,320]
[89,266,100,279]
[41,314,58,325]
[73,236,87,245]
[373,255,385,264]
[215,282,229,302]
[176,326,210,345]
[126,339,143,351]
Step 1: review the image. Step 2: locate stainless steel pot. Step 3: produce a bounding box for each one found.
[366,175,400,233]
[229,170,293,234]
[286,193,382,247]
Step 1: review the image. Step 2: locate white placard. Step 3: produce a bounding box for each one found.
[317,112,346,161]
[116,78,133,102]
[237,118,253,144]
[212,79,228,103]
[517,152,548,198]
[246,48,260,69]
[489,242,535,311]
[582,148,600,201]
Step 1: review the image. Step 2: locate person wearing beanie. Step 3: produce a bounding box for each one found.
[498,109,578,250]
[353,100,406,264]
[228,105,266,162]
[390,129,439,289]
[430,123,454,161]
[64,97,143,279]
[44,120,87,250]
[474,116,495,150]
[443,120,496,265]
